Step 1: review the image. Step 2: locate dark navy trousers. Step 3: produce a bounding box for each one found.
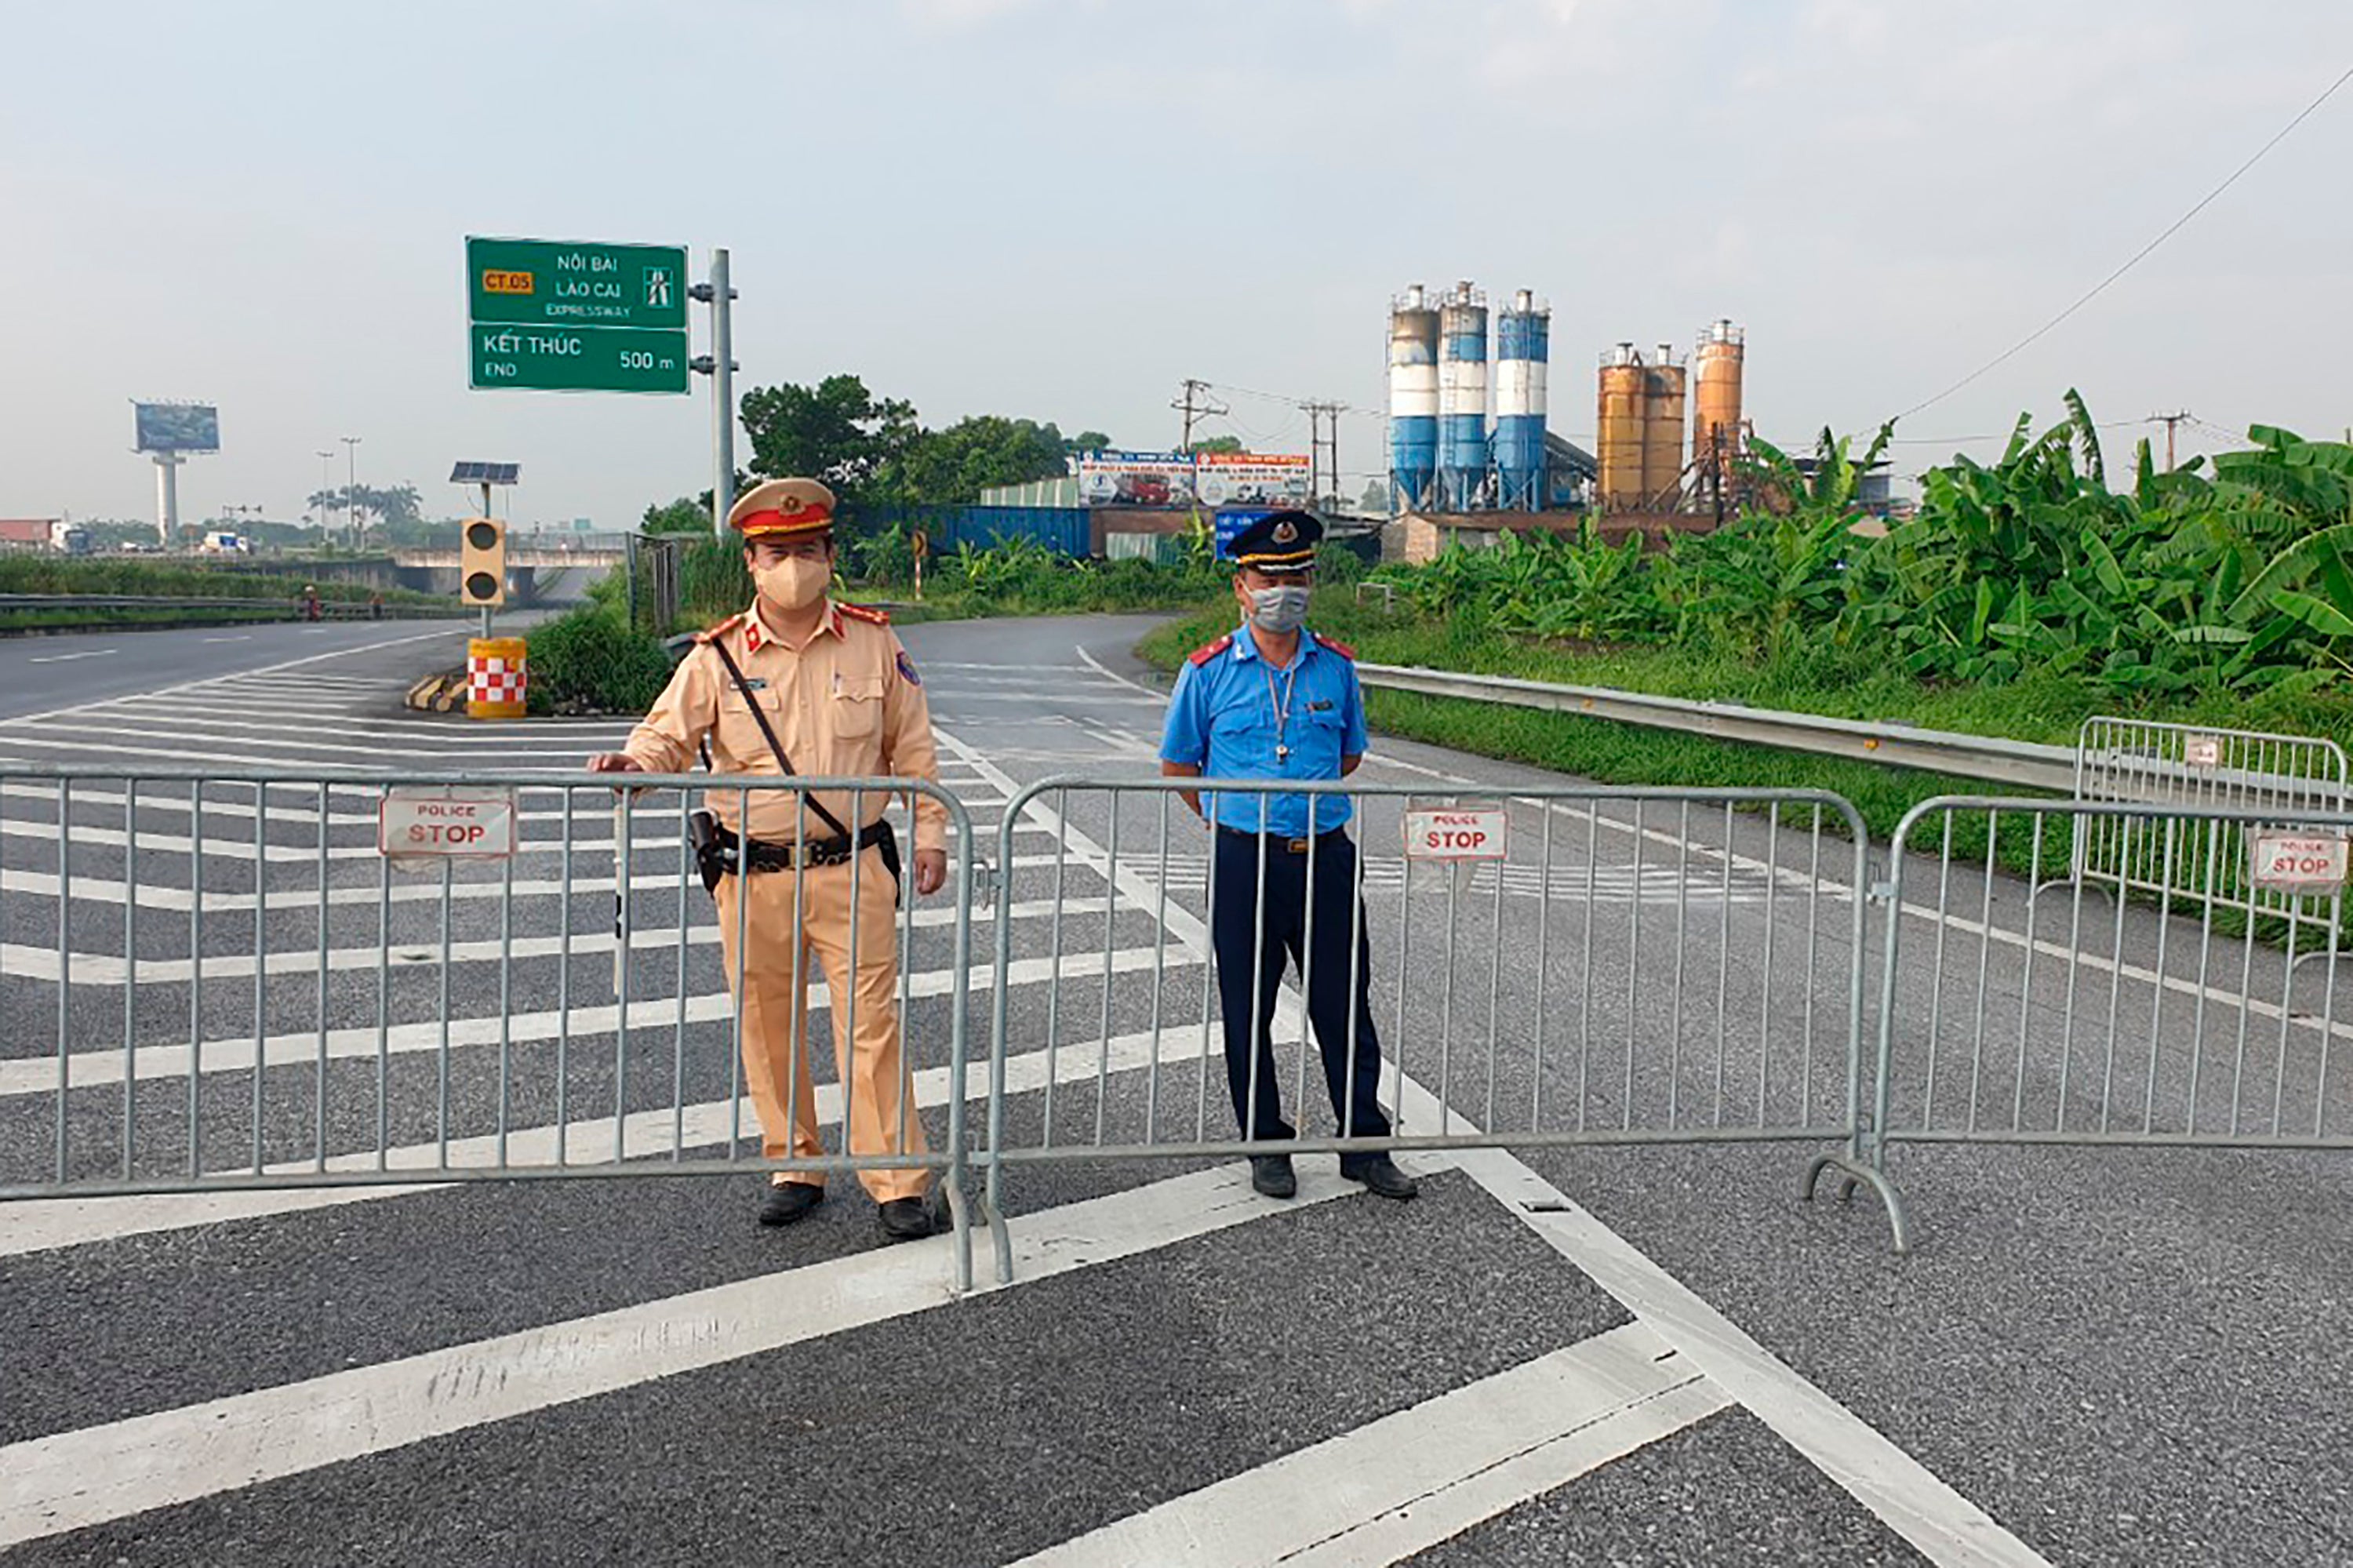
[1209,828,1393,1144]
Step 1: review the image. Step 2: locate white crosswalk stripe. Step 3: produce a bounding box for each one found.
[0,646,2037,1566]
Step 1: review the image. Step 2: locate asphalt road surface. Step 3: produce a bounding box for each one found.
[0,610,2348,1565]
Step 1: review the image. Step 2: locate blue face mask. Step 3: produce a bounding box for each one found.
[1247,584,1311,635]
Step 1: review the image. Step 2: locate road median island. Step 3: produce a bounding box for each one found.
[1135,595,2353,849]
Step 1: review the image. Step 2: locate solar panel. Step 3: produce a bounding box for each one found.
[449,461,522,485]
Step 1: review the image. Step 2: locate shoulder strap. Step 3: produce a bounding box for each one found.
[703,635,855,842]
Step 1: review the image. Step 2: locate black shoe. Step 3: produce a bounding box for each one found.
[1340,1153,1418,1201]
[878,1197,938,1242]
[758,1181,824,1227]
[1249,1155,1297,1199]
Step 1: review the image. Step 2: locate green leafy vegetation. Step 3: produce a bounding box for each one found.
[1136,405,2353,842]
[523,588,674,717]
[736,372,1106,508]
[0,555,442,607]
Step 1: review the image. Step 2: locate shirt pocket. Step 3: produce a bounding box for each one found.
[716,683,786,764]
[831,672,886,738]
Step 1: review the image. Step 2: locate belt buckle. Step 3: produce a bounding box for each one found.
[1286,836,1311,855]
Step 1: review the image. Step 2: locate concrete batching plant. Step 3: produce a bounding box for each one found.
[1386,286,1438,511]
[1492,289,1549,511]
[1384,280,1744,525]
[1435,282,1489,511]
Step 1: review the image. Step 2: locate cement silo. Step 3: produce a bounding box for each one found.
[1692,319,1745,478]
[1596,343,1648,511]
[1386,285,1440,512]
[1436,281,1489,511]
[1491,289,1549,511]
[1640,342,1686,507]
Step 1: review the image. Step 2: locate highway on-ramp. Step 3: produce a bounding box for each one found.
[0,612,2345,1565]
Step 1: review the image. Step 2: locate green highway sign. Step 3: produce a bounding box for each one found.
[465,235,691,395]
[470,322,689,394]
[467,237,686,329]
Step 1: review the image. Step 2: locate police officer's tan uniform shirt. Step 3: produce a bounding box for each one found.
[623,599,947,854]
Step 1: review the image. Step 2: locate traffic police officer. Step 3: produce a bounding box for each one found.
[587,478,949,1241]
[1158,511,1417,1202]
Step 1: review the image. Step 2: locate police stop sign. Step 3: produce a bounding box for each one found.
[2249,831,2349,895]
[1402,802,1510,861]
[378,788,518,861]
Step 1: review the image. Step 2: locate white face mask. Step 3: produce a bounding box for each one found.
[753,554,831,610]
[1246,584,1311,635]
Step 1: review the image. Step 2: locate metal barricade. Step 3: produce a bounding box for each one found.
[0,766,982,1290]
[1863,796,2353,1224]
[978,777,1889,1282]
[2054,717,2349,942]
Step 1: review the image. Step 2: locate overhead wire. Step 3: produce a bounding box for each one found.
[1890,59,2353,423]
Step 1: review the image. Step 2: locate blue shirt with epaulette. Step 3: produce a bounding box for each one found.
[1160,623,1369,835]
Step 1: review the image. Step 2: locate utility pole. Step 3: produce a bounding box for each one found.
[340,435,362,547]
[690,249,740,537]
[1171,379,1227,452]
[1301,401,1346,509]
[2149,410,2190,471]
[315,450,335,538]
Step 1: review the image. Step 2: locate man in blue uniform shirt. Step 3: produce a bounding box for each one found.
[1159,511,1417,1202]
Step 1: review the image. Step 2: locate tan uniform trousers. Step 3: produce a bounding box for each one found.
[713,844,929,1202]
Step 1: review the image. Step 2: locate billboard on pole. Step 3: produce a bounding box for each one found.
[1076,451,1197,508]
[1075,449,1310,509]
[1193,450,1311,508]
[133,403,220,454]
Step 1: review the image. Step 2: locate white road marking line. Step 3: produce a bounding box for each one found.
[0,1159,1362,1548]
[1072,642,1166,699]
[0,627,457,731]
[3,1024,1225,1255]
[1013,1324,1729,1568]
[1438,1131,2050,1566]
[199,636,253,644]
[4,891,1138,983]
[24,649,116,664]
[944,722,2052,1568]
[0,943,1202,1098]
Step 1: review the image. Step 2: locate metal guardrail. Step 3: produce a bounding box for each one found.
[1355,664,2081,792]
[0,593,467,620]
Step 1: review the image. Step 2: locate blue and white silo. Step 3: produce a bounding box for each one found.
[1386,284,1439,512]
[1437,282,1489,511]
[1491,288,1550,511]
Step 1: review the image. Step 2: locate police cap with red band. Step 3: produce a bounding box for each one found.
[726,477,837,540]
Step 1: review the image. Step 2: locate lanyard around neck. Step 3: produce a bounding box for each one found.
[1260,655,1302,762]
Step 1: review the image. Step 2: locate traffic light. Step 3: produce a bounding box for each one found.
[459,517,507,608]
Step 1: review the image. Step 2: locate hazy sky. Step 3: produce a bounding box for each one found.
[5,0,2349,529]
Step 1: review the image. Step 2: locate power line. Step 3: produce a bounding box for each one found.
[1893,59,2353,422]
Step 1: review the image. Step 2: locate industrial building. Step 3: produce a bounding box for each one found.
[1384,280,1751,561]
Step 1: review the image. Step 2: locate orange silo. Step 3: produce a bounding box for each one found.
[1596,344,1647,511]
[1691,319,1745,480]
[1640,344,1686,508]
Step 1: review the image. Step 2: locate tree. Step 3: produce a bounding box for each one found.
[307,483,423,532]
[1359,478,1391,515]
[738,374,918,497]
[1188,435,1244,455]
[1065,431,1112,455]
[641,497,711,535]
[872,415,1075,504]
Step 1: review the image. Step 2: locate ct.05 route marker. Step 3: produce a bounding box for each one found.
[465,236,689,395]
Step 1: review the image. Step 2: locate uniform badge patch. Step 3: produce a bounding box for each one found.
[896,649,922,687]
[1272,518,1297,544]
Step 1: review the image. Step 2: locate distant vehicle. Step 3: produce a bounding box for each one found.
[56,526,91,555]
[200,531,251,554]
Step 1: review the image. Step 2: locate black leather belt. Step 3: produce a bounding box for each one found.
[714,820,892,875]
[1217,825,1349,856]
